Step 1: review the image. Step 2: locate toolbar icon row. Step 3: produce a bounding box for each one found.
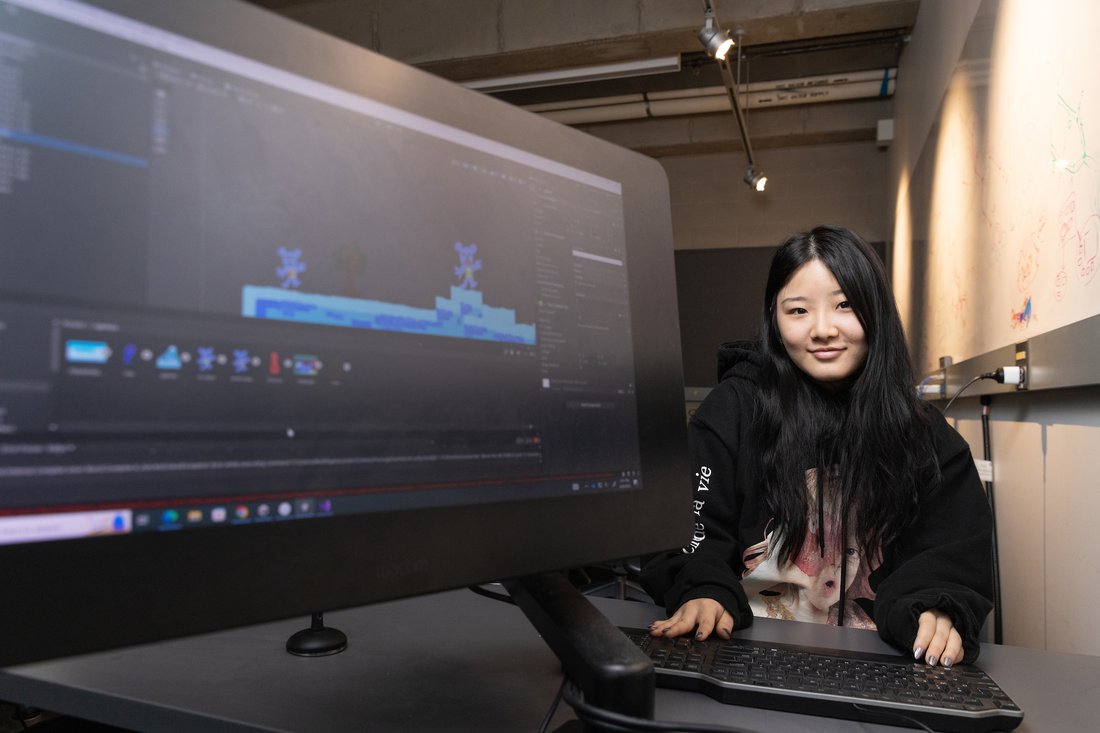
[65,339,340,377]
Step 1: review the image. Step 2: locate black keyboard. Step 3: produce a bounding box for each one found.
[619,628,1024,733]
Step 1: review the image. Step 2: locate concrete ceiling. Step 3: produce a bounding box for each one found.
[246,0,920,156]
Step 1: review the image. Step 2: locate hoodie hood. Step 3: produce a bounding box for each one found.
[715,340,764,383]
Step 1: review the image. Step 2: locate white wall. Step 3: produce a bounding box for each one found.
[892,0,1100,655]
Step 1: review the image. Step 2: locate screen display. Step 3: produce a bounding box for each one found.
[0,0,644,545]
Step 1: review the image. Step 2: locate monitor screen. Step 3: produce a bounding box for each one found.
[0,0,689,667]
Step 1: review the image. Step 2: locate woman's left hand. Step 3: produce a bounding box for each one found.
[913,609,963,667]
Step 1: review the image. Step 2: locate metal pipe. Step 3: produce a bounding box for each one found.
[537,77,894,126]
[980,395,1004,645]
[524,69,896,112]
[719,56,755,167]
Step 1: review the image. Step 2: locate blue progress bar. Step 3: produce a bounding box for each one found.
[0,128,148,168]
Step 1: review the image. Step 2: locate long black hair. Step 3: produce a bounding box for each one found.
[756,225,937,567]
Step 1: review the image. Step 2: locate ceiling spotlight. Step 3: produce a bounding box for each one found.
[744,167,767,192]
[703,2,769,192]
[698,11,734,60]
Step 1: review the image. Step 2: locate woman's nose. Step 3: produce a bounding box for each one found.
[811,312,839,339]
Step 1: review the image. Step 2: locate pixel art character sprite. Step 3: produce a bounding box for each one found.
[196,347,216,372]
[232,349,251,374]
[277,247,307,289]
[454,241,482,290]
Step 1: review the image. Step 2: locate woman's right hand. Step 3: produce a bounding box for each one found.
[648,598,734,641]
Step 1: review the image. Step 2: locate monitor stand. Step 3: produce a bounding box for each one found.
[285,611,348,657]
[503,571,654,732]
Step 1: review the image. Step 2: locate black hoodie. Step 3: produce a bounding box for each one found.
[641,342,994,662]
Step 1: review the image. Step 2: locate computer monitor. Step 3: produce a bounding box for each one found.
[0,0,690,709]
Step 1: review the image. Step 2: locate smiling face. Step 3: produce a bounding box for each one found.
[775,259,869,386]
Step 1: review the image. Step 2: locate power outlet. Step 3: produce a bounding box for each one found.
[1014,341,1029,390]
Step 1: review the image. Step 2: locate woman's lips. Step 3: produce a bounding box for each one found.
[810,348,844,360]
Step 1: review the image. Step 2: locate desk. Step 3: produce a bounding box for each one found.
[1,589,1096,732]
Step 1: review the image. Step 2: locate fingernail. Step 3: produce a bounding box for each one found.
[942,656,953,668]
[926,654,938,666]
[695,632,704,640]
[912,646,923,660]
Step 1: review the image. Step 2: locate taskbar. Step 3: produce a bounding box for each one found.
[0,469,642,546]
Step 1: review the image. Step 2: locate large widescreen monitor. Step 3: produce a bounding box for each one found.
[0,0,690,691]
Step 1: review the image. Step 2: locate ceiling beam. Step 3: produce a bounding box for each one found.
[247,1,918,80]
[407,2,918,82]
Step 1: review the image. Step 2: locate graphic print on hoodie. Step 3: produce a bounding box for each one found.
[740,468,878,628]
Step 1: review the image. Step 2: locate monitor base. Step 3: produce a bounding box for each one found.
[285,612,348,657]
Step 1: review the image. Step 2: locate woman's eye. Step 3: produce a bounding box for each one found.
[788,307,807,315]
[837,300,851,310]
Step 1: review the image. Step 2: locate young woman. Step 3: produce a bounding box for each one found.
[641,225,993,668]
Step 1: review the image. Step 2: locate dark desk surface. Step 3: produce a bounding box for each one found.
[1,588,1097,732]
